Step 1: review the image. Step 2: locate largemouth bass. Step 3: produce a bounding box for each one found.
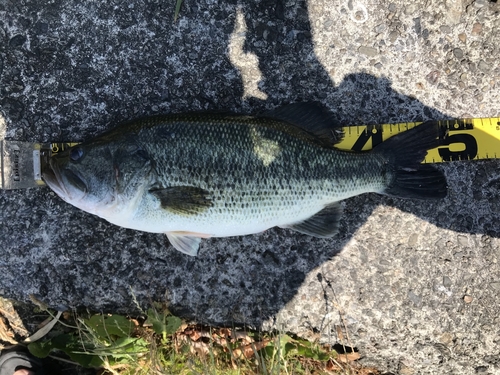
[42,103,447,256]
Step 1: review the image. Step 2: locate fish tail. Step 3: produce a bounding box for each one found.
[375,121,447,199]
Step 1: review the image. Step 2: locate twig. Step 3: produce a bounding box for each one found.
[47,354,80,366]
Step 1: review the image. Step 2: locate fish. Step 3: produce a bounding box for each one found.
[42,103,447,256]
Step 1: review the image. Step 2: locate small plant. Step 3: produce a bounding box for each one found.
[145,306,182,342]
[174,0,183,22]
[27,313,149,370]
[20,303,375,374]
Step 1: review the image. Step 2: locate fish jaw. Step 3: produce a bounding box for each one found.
[43,155,122,218]
[43,158,87,204]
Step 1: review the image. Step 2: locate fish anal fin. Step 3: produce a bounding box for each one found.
[172,231,212,238]
[166,232,204,256]
[281,202,343,238]
[151,186,213,215]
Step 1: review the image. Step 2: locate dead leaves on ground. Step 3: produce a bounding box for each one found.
[170,324,371,373]
[174,325,270,359]
[0,297,30,346]
[0,314,17,345]
[325,356,380,375]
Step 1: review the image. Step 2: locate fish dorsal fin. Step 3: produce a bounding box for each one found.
[166,232,202,256]
[281,202,343,238]
[150,186,213,215]
[263,102,343,147]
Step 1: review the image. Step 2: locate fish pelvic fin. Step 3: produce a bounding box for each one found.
[166,232,204,256]
[281,202,343,238]
[375,121,447,199]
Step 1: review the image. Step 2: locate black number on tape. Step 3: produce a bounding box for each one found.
[351,125,383,151]
[439,133,478,161]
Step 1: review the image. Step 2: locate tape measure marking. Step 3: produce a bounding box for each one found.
[336,117,500,163]
[50,143,79,155]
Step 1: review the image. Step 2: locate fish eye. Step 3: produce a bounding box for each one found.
[135,148,149,160]
[70,147,84,162]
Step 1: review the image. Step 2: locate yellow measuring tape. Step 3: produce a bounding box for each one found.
[50,117,500,164]
[49,143,78,154]
[335,117,500,163]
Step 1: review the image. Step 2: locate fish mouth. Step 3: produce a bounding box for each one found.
[42,158,87,201]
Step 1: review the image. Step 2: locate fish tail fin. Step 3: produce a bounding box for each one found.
[375,121,447,199]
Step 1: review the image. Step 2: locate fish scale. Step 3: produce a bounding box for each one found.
[42,103,447,256]
[139,118,383,229]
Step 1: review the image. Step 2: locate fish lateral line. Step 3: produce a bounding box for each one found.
[47,117,500,164]
[2,116,498,190]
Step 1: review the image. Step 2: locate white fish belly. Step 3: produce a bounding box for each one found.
[112,178,386,237]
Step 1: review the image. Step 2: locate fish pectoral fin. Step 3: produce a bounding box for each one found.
[281,202,343,238]
[166,232,204,256]
[150,186,213,215]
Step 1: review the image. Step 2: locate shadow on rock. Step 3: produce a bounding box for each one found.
[0,0,497,328]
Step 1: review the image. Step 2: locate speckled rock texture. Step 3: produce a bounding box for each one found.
[1,0,500,374]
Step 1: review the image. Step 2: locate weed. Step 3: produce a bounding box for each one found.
[17,303,377,374]
[174,0,182,22]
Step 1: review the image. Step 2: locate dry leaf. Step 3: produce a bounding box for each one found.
[337,351,361,362]
[198,330,212,338]
[23,311,62,344]
[232,330,254,344]
[36,316,54,330]
[62,311,72,321]
[232,339,271,359]
[0,298,29,338]
[219,328,231,337]
[0,316,17,344]
[212,335,228,347]
[129,319,140,327]
[189,340,212,357]
[173,334,187,352]
[326,359,340,371]
[188,330,202,341]
[211,328,230,346]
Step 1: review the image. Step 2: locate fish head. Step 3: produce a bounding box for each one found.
[42,136,152,217]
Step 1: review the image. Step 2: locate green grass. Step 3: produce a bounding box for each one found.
[174,0,183,22]
[21,302,375,375]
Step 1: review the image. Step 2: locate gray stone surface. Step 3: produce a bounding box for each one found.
[1,0,500,374]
